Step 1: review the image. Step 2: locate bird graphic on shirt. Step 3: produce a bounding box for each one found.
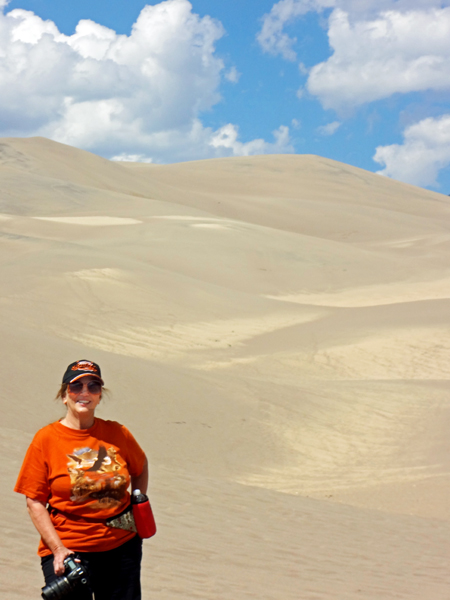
[67,445,127,508]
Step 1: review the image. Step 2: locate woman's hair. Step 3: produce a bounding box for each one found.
[55,383,68,400]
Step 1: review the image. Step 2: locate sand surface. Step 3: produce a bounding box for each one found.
[1,137,450,598]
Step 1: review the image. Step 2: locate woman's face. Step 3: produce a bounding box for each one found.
[63,375,102,417]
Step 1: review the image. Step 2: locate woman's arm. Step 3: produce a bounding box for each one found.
[130,456,149,495]
[26,497,74,576]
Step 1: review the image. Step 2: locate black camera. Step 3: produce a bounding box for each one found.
[41,555,90,600]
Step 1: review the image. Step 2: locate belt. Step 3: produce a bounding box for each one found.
[47,504,137,533]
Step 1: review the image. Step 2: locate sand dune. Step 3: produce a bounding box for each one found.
[2,137,450,599]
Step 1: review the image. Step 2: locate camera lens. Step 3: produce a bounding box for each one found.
[41,576,71,600]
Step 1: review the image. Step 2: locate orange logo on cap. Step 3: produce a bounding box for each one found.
[71,361,98,373]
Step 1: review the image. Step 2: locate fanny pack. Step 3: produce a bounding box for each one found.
[105,505,137,533]
[47,504,137,533]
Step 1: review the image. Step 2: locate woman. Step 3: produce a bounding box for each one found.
[14,360,149,600]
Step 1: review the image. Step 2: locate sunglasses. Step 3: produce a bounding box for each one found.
[68,380,103,395]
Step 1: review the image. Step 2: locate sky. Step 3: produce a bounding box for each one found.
[1,0,450,192]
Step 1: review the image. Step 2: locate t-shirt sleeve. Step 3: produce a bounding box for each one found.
[14,434,50,504]
[120,426,146,478]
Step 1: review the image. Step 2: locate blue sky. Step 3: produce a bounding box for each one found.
[1,0,450,192]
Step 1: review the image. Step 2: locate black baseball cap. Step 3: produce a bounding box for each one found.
[62,360,104,385]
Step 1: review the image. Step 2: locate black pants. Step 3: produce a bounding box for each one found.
[41,535,142,600]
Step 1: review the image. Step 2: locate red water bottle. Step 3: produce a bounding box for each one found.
[131,489,157,539]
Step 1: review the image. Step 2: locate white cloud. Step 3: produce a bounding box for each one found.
[298,62,309,75]
[257,0,334,61]
[257,0,450,62]
[224,66,241,83]
[0,0,288,162]
[210,124,293,156]
[307,7,450,111]
[111,154,153,163]
[317,121,341,135]
[373,114,450,187]
[9,8,60,43]
[0,1,223,141]
[259,1,450,111]
[334,0,450,17]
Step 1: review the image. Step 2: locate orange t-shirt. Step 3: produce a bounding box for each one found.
[14,418,146,556]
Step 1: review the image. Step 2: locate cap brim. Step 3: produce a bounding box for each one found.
[69,373,104,385]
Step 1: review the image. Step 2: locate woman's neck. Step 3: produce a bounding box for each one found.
[60,412,95,430]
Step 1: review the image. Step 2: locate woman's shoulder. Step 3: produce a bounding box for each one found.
[95,417,122,429]
[27,421,61,449]
[95,418,136,440]
[32,421,61,439]
[95,418,130,435]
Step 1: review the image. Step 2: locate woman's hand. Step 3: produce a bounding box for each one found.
[52,545,76,576]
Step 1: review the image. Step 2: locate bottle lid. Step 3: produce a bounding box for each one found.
[133,489,141,496]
